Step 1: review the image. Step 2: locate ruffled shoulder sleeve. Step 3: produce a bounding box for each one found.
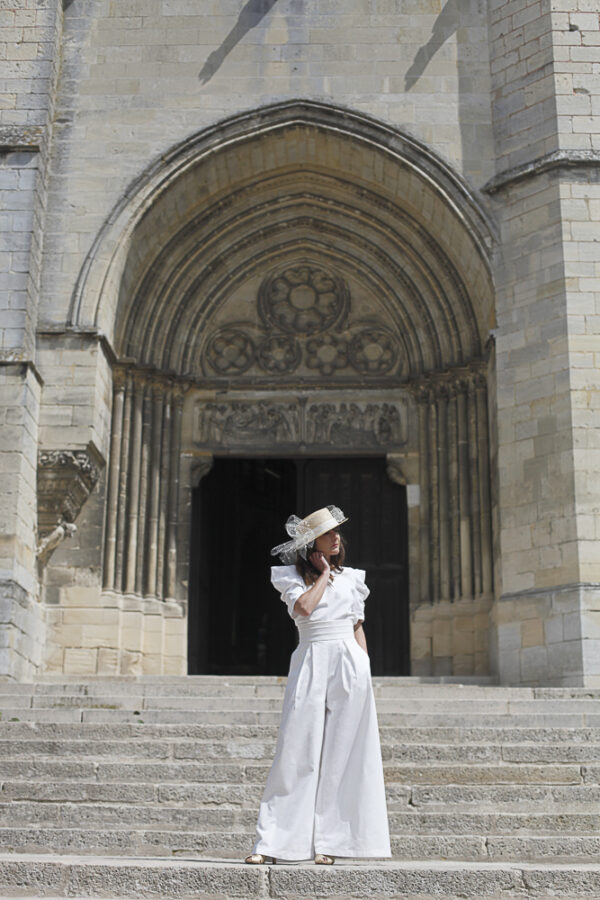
[271,566,307,620]
[347,567,369,625]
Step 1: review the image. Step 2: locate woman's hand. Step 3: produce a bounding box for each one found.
[309,550,330,574]
[354,622,368,655]
[295,552,331,616]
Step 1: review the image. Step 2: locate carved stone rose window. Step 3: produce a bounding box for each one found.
[203,263,403,381]
[257,334,301,373]
[207,329,255,374]
[259,266,349,335]
[350,329,397,375]
[306,334,348,376]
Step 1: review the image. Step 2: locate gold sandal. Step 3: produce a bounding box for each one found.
[314,853,335,864]
[245,853,277,864]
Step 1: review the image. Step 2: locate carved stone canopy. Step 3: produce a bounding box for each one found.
[37,442,105,537]
[200,264,406,384]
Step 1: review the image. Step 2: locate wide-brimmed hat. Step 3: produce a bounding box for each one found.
[270,505,348,565]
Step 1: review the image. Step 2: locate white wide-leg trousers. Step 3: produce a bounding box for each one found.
[251,619,392,861]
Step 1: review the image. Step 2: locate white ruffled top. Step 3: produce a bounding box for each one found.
[271,565,369,626]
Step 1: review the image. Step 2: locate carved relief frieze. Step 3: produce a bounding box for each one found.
[200,264,405,382]
[193,397,407,452]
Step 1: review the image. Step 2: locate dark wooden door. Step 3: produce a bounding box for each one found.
[189,456,409,675]
[297,457,409,675]
[189,458,297,676]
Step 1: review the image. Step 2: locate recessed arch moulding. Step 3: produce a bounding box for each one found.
[62,102,498,678]
[71,102,495,376]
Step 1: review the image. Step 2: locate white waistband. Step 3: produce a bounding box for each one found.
[296,619,355,643]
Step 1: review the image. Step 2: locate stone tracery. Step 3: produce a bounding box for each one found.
[201,263,403,381]
[258,265,349,335]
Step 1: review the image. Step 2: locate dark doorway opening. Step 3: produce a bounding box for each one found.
[188,457,409,676]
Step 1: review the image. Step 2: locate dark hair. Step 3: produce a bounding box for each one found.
[295,531,346,586]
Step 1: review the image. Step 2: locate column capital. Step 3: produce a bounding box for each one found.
[386,454,407,486]
[191,455,214,487]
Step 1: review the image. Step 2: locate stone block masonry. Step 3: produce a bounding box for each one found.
[1,678,600,895]
[0,0,66,680]
[44,586,186,676]
[0,362,44,680]
[488,1,600,685]
[0,0,599,685]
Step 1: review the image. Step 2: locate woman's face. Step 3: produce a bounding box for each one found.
[314,527,341,558]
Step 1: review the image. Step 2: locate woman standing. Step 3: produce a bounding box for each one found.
[245,505,392,865]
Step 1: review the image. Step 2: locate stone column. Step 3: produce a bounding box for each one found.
[456,378,473,601]
[467,376,482,598]
[125,374,145,595]
[437,386,449,604]
[447,386,460,602]
[417,394,430,606]
[412,368,494,676]
[102,368,186,604]
[155,386,172,600]
[429,388,440,604]
[475,374,493,598]
[135,385,152,596]
[165,386,184,602]
[103,369,126,591]
[146,378,165,599]
[114,371,133,592]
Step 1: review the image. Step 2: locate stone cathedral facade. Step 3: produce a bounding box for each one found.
[1,0,599,686]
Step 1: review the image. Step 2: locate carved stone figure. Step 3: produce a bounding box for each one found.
[37,444,104,537]
[36,521,77,567]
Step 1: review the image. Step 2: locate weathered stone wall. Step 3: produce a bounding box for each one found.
[31,0,497,681]
[40,0,495,336]
[0,0,598,682]
[0,363,44,680]
[488,0,600,685]
[0,0,64,679]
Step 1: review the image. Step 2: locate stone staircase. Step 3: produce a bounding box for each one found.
[1,676,600,898]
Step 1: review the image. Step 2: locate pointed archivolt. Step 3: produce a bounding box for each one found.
[69,100,496,381]
[88,102,498,664]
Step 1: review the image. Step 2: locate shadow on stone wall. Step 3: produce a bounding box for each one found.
[405,0,490,186]
[199,0,280,85]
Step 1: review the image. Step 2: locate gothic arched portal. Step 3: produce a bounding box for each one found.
[81,101,497,677]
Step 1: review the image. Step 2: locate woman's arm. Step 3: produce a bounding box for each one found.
[354,621,368,654]
[293,552,330,617]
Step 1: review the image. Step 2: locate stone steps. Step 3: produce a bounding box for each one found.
[3,828,600,864]
[1,678,600,897]
[1,853,600,898]
[0,709,600,728]
[3,720,600,739]
[3,780,600,807]
[3,738,599,761]
[5,690,600,709]
[7,691,600,709]
[3,799,600,831]
[0,760,587,785]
